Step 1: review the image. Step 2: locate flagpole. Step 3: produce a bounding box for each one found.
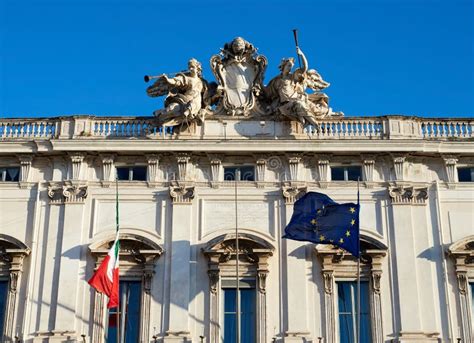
[235,170,241,343]
[115,177,120,343]
[356,179,360,343]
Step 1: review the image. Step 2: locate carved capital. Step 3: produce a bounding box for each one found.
[362,155,376,182]
[208,269,219,294]
[391,155,406,181]
[68,152,86,180]
[371,271,382,294]
[388,185,428,205]
[146,154,160,184]
[317,157,330,182]
[442,155,458,182]
[457,272,468,295]
[143,271,154,294]
[288,155,301,181]
[282,186,307,204]
[48,182,88,204]
[323,271,334,294]
[169,183,195,204]
[100,154,115,186]
[256,158,267,182]
[176,153,191,181]
[17,154,34,182]
[9,271,20,293]
[258,270,268,294]
[208,154,223,183]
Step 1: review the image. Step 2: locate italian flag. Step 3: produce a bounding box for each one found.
[88,232,120,308]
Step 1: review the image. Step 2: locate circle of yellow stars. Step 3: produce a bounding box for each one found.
[310,207,357,244]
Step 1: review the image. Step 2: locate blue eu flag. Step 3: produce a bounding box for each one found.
[283,192,360,257]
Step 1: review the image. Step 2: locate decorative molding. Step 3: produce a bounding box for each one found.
[100,154,115,187]
[288,156,301,181]
[208,154,223,185]
[388,185,428,205]
[169,182,195,204]
[391,155,406,181]
[47,182,88,204]
[256,157,267,183]
[68,152,86,180]
[282,185,307,204]
[146,154,160,185]
[176,153,191,181]
[208,269,219,294]
[362,155,376,182]
[17,154,33,182]
[442,155,458,182]
[317,156,330,182]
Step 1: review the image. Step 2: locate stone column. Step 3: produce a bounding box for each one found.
[282,187,310,342]
[369,252,385,343]
[165,184,195,342]
[442,155,458,183]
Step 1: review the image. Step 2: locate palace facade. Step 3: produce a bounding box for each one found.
[0,115,473,343]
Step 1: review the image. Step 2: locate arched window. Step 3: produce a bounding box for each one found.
[202,232,274,343]
[89,233,163,343]
[448,235,474,343]
[315,233,387,343]
[0,234,30,342]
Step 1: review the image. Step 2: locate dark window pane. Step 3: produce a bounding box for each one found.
[116,167,130,181]
[239,166,255,181]
[224,167,237,181]
[347,166,362,181]
[0,280,8,336]
[107,280,141,343]
[458,167,474,182]
[331,167,345,181]
[131,167,147,181]
[0,167,20,182]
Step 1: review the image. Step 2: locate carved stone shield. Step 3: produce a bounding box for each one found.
[210,37,267,116]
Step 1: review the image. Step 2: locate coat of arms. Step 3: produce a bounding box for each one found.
[210,37,267,116]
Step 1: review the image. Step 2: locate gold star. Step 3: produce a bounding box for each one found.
[319,235,325,241]
[339,238,344,243]
[349,207,356,213]
[351,219,356,226]
[311,219,318,225]
[346,230,351,237]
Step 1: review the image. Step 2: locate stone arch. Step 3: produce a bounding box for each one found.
[0,234,30,342]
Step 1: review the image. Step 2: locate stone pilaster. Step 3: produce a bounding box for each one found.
[282,192,310,342]
[362,155,375,182]
[317,155,330,187]
[165,184,194,342]
[208,154,223,186]
[256,157,267,183]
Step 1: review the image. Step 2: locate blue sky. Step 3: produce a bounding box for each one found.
[1,0,473,118]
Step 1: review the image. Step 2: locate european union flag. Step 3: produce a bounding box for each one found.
[283,192,360,257]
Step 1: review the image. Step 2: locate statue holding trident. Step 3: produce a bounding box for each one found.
[266,29,339,126]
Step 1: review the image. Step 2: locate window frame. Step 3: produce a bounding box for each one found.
[222,165,256,182]
[202,233,274,343]
[316,238,387,343]
[457,166,474,182]
[0,236,30,342]
[0,167,21,182]
[89,234,163,343]
[330,165,363,182]
[115,165,148,181]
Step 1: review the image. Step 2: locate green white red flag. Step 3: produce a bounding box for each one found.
[88,232,120,308]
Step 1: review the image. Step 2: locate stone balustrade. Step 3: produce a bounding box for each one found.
[0,115,472,140]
